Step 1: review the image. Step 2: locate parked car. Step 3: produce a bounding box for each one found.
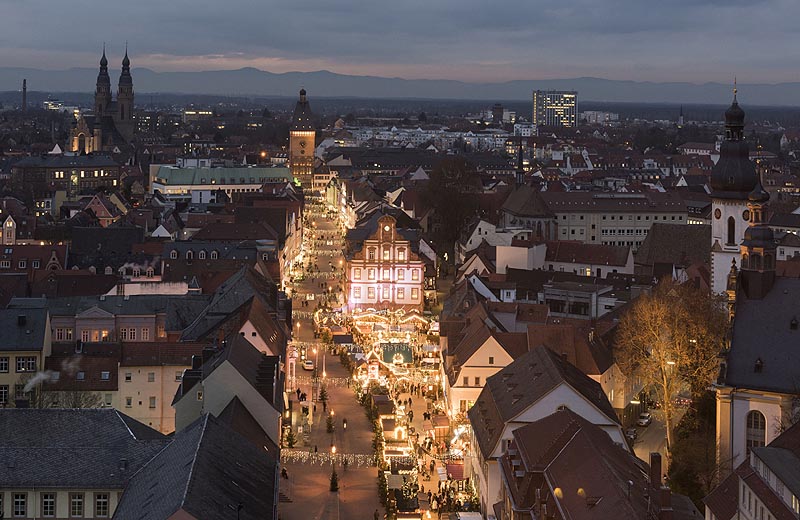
[637,412,653,426]
[625,428,638,441]
[302,360,315,371]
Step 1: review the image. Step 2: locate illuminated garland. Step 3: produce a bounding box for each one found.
[281,450,379,467]
[293,375,352,387]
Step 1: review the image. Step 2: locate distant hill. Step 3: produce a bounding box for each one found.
[1,66,799,106]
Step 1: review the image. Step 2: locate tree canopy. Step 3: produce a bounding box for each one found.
[615,279,728,453]
[422,156,481,256]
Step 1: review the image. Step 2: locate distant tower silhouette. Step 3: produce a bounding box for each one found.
[71,44,136,154]
[116,44,135,142]
[678,105,684,127]
[22,79,27,112]
[95,45,112,117]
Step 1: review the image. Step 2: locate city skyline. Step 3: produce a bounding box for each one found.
[1,0,799,84]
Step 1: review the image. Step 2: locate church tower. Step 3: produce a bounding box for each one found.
[116,47,135,142]
[738,175,776,299]
[710,88,759,294]
[289,88,315,191]
[95,47,112,117]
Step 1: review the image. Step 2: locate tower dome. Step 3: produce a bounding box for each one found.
[710,89,758,199]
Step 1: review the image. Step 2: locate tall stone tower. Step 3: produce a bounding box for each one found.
[710,88,759,294]
[116,47,135,142]
[22,79,26,112]
[289,88,315,191]
[95,47,112,117]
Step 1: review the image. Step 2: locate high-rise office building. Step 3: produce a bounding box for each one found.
[532,90,578,128]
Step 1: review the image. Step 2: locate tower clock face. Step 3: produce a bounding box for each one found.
[299,141,306,148]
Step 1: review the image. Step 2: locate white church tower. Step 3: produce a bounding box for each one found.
[710,88,759,294]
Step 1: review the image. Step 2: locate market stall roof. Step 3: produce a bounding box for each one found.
[446,462,466,480]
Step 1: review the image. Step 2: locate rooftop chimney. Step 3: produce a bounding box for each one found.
[649,452,662,489]
[659,486,674,520]
[191,355,202,370]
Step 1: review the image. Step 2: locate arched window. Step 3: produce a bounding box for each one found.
[752,254,762,270]
[741,254,749,269]
[727,216,736,245]
[764,254,774,270]
[170,250,178,260]
[746,410,766,452]
[146,267,154,278]
[132,268,141,277]
[104,266,113,275]
[186,250,194,260]
[210,250,219,260]
[198,250,206,260]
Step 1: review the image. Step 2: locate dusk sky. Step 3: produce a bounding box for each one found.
[2,0,799,84]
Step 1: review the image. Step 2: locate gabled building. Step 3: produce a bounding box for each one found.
[113,413,278,520]
[468,345,626,516]
[704,420,800,520]
[0,307,51,407]
[173,335,283,448]
[496,410,683,520]
[0,408,168,519]
[345,214,427,315]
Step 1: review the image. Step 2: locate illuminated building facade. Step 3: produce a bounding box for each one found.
[289,89,315,191]
[532,90,578,128]
[345,215,425,315]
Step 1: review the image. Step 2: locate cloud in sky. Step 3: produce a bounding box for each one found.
[1,0,799,83]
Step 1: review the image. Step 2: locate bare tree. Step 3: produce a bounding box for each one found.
[616,280,728,455]
[16,373,103,409]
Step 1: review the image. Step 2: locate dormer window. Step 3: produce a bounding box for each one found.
[132,268,141,277]
[186,250,194,260]
[210,250,219,260]
[198,250,206,260]
[146,267,154,278]
[170,250,178,260]
[104,266,113,275]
